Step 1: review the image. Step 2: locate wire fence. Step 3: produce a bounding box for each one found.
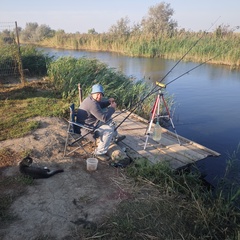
[0,21,25,83]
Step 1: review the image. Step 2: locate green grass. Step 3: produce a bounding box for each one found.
[0,80,68,141]
[1,50,239,239]
[73,159,240,240]
[0,97,67,141]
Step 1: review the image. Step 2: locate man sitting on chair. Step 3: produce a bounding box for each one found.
[76,83,125,161]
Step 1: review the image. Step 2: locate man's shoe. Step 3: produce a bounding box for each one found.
[115,135,126,144]
[95,154,110,161]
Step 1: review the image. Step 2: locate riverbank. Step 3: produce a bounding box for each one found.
[1,78,240,239]
[26,30,240,70]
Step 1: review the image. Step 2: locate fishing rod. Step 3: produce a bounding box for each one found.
[68,27,238,154]
[113,18,221,130]
[70,39,232,146]
[147,16,221,95]
[157,16,221,85]
[70,46,224,147]
[114,46,230,131]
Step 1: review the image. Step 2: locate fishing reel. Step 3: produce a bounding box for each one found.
[156,82,166,89]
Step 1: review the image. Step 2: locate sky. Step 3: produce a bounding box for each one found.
[0,0,239,33]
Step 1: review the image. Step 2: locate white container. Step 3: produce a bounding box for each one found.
[86,158,98,171]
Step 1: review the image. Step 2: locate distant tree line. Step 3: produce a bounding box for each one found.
[0,2,239,68]
[20,22,55,42]
[1,2,237,43]
[17,2,178,41]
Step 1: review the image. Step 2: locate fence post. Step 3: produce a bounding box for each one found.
[15,21,26,85]
[78,83,82,106]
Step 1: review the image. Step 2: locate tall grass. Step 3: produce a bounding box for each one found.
[0,45,53,78]
[127,157,240,239]
[47,56,161,116]
[75,158,240,239]
[40,31,240,69]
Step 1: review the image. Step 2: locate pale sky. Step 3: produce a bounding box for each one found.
[0,0,239,33]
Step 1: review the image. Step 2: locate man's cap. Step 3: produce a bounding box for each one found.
[91,84,104,96]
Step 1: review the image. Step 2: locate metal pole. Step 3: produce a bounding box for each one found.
[78,83,82,106]
[144,93,160,150]
[161,93,181,145]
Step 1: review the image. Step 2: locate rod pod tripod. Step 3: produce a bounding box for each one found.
[143,82,181,150]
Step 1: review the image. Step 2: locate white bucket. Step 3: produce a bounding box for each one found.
[86,158,98,171]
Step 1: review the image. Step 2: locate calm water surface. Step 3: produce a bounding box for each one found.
[41,48,240,185]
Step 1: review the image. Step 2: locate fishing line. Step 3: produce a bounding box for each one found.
[114,45,231,131]
[146,16,221,96]
[157,16,221,85]
[165,53,222,87]
[113,18,222,130]
[71,41,228,144]
[70,45,225,145]
[71,18,223,141]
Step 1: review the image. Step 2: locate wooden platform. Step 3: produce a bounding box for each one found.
[114,111,220,169]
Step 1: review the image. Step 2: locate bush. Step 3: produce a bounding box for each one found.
[47,56,156,113]
[20,45,53,75]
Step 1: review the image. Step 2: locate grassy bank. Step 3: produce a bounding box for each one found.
[0,48,166,140]
[1,50,240,239]
[75,159,240,239]
[47,56,161,116]
[39,32,240,69]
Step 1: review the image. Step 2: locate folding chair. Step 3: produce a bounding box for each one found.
[63,103,96,157]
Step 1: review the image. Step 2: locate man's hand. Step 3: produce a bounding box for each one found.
[110,101,117,109]
[109,98,116,109]
[109,98,115,103]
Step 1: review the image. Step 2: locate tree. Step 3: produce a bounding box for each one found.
[141,2,177,38]
[88,28,98,34]
[35,24,55,41]
[214,24,236,38]
[21,22,55,42]
[21,22,38,41]
[131,23,142,35]
[108,16,131,36]
[0,29,15,44]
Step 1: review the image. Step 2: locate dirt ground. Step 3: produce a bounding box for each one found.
[0,116,134,240]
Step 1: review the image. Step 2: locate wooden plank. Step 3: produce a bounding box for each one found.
[163,130,220,156]
[120,137,176,164]
[113,110,220,169]
[123,111,220,156]
[124,136,196,166]
[150,137,208,160]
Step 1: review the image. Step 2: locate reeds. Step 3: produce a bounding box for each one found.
[39,31,240,69]
[47,56,160,117]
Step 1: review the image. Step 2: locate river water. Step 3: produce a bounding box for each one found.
[41,47,240,186]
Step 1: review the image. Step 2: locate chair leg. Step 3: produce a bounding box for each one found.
[63,133,70,157]
[64,131,93,157]
[63,124,71,157]
[63,119,95,157]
